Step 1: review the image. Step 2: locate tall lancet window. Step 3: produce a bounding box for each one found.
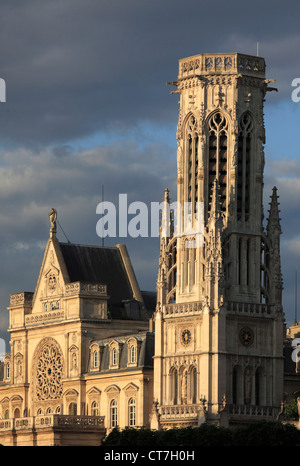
[208,112,228,213]
[185,115,199,213]
[237,113,253,221]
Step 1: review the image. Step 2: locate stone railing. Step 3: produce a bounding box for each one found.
[25,309,65,326]
[227,301,272,316]
[0,415,105,432]
[163,301,203,318]
[65,282,107,297]
[228,404,275,418]
[178,53,265,79]
[160,404,199,420]
[0,419,13,431]
[10,292,33,307]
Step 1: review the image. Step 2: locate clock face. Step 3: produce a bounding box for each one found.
[239,327,254,347]
[181,329,191,345]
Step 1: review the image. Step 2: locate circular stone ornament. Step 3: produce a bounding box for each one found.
[239,327,254,347]
[181,329,192,346]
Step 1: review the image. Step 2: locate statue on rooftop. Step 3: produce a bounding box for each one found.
[49,208,57,237]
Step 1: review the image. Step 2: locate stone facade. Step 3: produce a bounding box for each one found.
[152,53,285,428]
[0,218,154,446]
[0,52,290,444]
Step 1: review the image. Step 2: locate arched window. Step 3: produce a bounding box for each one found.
[128,398,136,426]
[232,365,242,404]
[170,367,178,405]
[237,113,253,221]
[255,367,264,406]
[244,367,252,405]
[91,401,99,416]
[6,362,10,379]
[13,408,20,418]
[110,399,118,427]
[190,367,197,404]
[69,402,77,415]
[185,114,199,213]
[208,112,228,214]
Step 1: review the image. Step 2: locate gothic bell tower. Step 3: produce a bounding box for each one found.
[152,53,285,428]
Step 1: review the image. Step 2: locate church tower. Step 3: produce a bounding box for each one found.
[152,53,285,427]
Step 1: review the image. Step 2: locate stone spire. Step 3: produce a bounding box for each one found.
[205,180,225,310]
[266,187,283,305]
[267,186,282,235]
[207,179,223,231]
[156,189,174,307]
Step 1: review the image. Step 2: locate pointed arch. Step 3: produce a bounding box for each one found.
[205,109,230,216]
[237,111,254,222]
[188,365,198,404]
[169,366,178,405]
[183,113,199,213]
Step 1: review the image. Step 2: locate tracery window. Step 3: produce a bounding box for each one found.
[237,113,253,221]
[35,339,63,401]
[208,112,228,213]
[185,115,199,214]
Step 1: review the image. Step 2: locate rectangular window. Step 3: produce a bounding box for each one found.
[110,401,118,427]
[130,345,136,364]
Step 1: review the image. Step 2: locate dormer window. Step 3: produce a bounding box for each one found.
[109,341,120,369]
[130,345,136,364]
[112,348,118,366]
[6,362,10,379]
[93,350,99,368]
[90,343,102,371]
[127,337,140,367]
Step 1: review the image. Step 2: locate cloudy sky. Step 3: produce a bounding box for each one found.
[0,0,300,345]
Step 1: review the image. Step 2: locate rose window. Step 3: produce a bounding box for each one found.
[35,341,63,400]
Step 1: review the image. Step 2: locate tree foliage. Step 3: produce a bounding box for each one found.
[285,398,299,420]
[101,421,300,447]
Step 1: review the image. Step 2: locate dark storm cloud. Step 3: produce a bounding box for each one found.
[0,0,300,341]
[0,0,298,146]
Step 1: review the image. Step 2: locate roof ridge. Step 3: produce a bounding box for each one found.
[59,241,117,250]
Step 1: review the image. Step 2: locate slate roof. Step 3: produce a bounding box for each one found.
[284,344,297,374]
[59,242,155,320]
[60,243,134,305]
[94,331,154,372]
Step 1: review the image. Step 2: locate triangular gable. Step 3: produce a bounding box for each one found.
[123,382,139,392]
[87,387,102,396]
[31,236,70,312]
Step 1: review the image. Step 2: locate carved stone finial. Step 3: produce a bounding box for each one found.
[49,208,57,238]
